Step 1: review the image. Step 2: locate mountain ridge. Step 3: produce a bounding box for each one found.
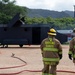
[27,8,74,18]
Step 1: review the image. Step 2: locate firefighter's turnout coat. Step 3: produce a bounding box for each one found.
[69,37,75,63]
[40,37,62,65]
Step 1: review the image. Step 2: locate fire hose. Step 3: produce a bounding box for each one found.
[0,53,75,75]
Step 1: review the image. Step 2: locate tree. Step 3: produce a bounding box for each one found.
[0,12,11,24]
[1,0,16,4]
[0,0,27,24]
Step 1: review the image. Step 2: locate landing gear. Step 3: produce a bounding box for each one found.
[1,45,8,48]
[19,45,23,48]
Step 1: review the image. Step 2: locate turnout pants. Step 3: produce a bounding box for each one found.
[42,63,58,75]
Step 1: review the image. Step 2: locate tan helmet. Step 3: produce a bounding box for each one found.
[48,28,56,36]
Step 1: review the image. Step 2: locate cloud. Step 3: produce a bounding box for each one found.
[53,0,75,11]
[15,0,75,11]
[16,0,34,7]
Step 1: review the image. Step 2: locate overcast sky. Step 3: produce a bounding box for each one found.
[15,0,75,11]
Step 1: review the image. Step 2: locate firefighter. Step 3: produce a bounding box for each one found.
[40,28,62,75]
[68,28,75,64]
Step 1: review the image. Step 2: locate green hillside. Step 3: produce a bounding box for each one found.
[27,9,70,18]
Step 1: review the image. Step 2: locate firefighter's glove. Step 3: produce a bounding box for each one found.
[59,54,62,59]
[68,54,72,60]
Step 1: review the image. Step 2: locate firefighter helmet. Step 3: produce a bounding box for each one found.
[48,28,56,36]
